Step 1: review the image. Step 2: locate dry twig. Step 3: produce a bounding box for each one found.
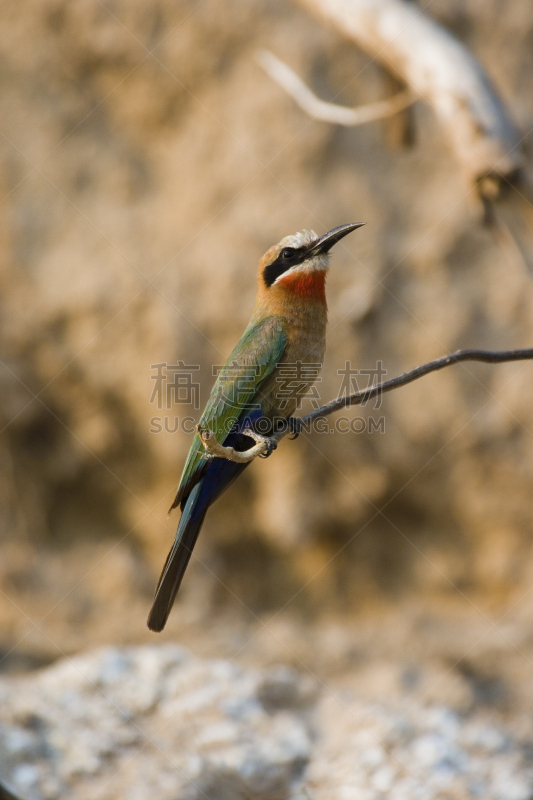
[256,49,415,127]
[263,0,522,194]
[198,348,533,463]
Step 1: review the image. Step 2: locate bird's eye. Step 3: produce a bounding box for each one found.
[281,247,295,259]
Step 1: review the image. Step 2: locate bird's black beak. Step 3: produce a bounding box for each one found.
[308,222,365,256]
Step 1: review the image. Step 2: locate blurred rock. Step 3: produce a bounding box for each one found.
[1,645,533,800]
[0,645,313,800]
[310,695,533,800]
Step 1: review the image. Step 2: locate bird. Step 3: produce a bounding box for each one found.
[147,222,364,632]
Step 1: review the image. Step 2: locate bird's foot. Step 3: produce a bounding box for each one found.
[243,429,278,458]
[259,435,278,458]
[288,416,303,440]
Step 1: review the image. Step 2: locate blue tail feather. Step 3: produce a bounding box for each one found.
[147,449,249,632]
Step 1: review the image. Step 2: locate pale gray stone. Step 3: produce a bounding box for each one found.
[2,646,533,800]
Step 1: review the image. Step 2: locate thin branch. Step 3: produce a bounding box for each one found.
[198,348,533,463]
[287,0,522,194]
[256,49,415,127]
[304,348,533,421]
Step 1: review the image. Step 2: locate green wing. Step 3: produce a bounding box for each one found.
[170,316,287,511]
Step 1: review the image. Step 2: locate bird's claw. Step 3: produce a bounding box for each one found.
[259,437,278,458]
[242,426,278,458]
[288,417,303,440]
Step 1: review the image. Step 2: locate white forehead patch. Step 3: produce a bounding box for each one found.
[279,229,318,249]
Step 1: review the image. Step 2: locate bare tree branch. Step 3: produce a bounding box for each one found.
[278,0,523,195]
[256,49,415,126]
[304,348,533,421]
[198,348,533,463]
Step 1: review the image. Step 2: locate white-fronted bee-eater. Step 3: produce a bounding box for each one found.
[148,223,364,631]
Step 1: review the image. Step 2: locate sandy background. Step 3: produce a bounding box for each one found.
[0,0,532,741]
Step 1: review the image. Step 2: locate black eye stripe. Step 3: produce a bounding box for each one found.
[262,245,310,288]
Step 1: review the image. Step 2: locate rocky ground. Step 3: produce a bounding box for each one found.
[1,642,533,800]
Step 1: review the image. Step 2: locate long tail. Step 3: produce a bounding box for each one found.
[147,480,207,632]
[147,456,249,632]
